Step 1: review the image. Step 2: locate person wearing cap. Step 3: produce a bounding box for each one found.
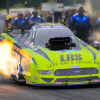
[26,12,32,22]
[5,15,13,26]
[13,12,29,29]
[71,7,92,43]
[26,12,33,29]
[29,10,41,25]
[40,14,45,22]
[67,8,76,28]
[46,11,53,22]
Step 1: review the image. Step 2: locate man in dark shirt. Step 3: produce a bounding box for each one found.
[26,12,32,23]
[29,10,41,25]
[71,7,92,43]
[46,11,53,22]
[26,12,32,29]
[40,14,45,22]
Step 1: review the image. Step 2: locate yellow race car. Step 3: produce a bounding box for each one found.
[1,23,100,86]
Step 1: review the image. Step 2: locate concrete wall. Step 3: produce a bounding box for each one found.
[9,7,34,15]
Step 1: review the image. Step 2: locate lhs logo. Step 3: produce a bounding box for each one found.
[73,70,83,74]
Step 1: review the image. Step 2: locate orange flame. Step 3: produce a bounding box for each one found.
[0,40,32,78]
[20,49,32,61]
[0,40,17,76]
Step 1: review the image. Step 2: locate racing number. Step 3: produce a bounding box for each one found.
[13,51,21,73]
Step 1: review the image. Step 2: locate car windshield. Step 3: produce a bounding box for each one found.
[35,28,81,50]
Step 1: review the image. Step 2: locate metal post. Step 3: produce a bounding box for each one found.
[7,0,9,15]
[73,0,76,5]
[50,0,57,22]
[52,10,54,23]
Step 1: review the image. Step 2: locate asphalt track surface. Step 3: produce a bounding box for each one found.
[0,76,100,100]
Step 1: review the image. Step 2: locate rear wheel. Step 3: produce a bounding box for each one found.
[11,74,26,84]
[11,65,26,83]
[11,51,26,83]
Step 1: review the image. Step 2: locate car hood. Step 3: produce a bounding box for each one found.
[22,45,100,70]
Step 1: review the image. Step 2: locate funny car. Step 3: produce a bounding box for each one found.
[1,22,100,86]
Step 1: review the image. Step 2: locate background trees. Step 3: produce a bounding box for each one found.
[0,0,86,9]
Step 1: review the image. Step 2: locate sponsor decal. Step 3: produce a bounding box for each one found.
[34,75,39,79]
[41,26,62,28]
[68,82,88,85]
[29,80,31,83]
[55,81,62,84]
[73,70,83,74]
[8,23,11,28]
[60,54,82,62]
[47,61,93,68]
[40,23,60,26]
[42,26,50,28]
[71,66,80,68]
[94,79,100,82]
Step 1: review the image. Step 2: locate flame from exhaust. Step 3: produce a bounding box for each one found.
[0,40,17,76]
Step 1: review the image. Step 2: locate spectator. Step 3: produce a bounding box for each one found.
[96,17,100,25]
[54,12,62,22]
[29,10,41,25]
[71,7,92,43]
[26,12,32,29]
[65,10,69,20]
[5,15,13,26]
[46,11,53,22]
[68,8,76,29]
[13,12,29,29]
[26,12,32,23]
[40,14,45,22]
[24,10,29,19]
[58,12,68,27]
[4,15,13,32]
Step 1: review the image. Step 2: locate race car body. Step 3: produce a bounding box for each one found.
[1,23,100,86]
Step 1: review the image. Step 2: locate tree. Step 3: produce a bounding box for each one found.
[0,0,86,9]
[10,3,24,8]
